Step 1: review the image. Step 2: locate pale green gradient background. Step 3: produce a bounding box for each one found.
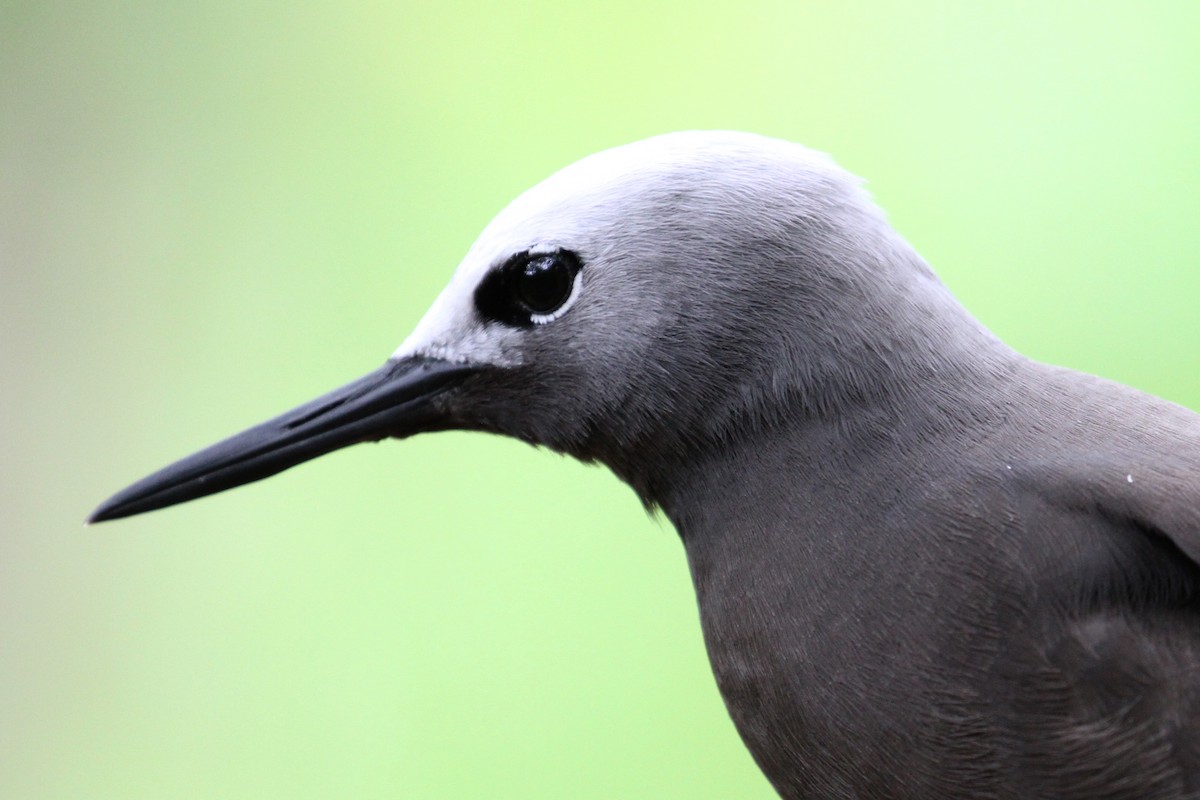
[4,2,1198,797]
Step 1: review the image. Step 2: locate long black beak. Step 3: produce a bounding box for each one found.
[88,356,476,523]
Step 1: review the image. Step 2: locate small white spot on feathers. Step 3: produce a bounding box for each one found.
[1127,474,1133,483]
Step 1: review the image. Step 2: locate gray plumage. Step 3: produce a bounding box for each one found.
[91,131,1200,799]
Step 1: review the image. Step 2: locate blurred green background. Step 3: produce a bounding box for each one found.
[3,1,1198,797]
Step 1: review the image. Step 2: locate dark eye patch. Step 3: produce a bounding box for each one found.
[475,249,583,327]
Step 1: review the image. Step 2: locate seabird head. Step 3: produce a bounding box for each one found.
[89,131,997,521]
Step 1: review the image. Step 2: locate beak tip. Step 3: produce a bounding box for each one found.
[86,500,120,525]
[88,489,143,525]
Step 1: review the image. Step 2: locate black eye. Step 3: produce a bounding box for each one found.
[475,249,583,327]
[516,255,574,315]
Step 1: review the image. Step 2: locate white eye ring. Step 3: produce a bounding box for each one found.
[529,268,583,325]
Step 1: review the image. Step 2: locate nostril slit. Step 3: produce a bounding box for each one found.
[286,398,348,429]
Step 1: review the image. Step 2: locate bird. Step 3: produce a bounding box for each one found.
[90,131,1200,799]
